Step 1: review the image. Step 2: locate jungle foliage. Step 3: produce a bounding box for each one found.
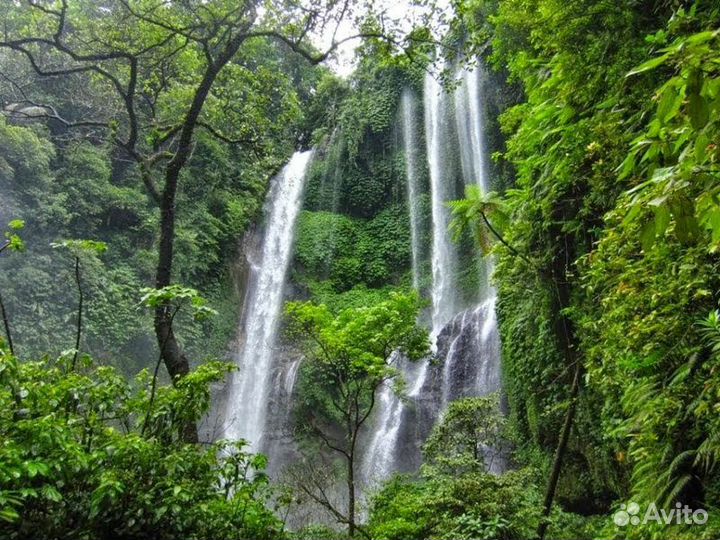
[1,0,720,538]
[285,292,428,537]
[0,345,282,540]
[438,0,720,538]
[0,4,323,373]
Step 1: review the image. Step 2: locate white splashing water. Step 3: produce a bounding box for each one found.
[362,354,402,482]
[362,72,463,484]
[224,150,313,450]
[361,355,425,483]
[361,63,504,486]
[439,297,500,409]
[284,359,302,397]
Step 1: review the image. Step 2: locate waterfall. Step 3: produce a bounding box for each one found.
[361,354,426,483]
[361,354,403,482]
[401,90,423,290]
[436,63,500,408]
[424,71,460,345]
[438,298,500,409]
[455,64,490,193]
[223,149,313,451]
[361,71,463,484]
[361,63,504,486]
[455,64,496,302]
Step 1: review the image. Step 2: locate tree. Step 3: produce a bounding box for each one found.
[0,220,26,356]
[285,292,429,538]
[0,346,280,540]
[449,185,525,261]
[0,0,416,441]
[50,239,108,370]
[422,394,505,477]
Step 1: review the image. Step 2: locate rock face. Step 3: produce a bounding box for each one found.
[435,298,501,406]
[360,299,503,486]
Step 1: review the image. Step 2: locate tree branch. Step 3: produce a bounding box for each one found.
[196,121,257,146]
[480,210,534,266]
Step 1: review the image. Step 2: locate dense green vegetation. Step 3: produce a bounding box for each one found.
[0,348,282,540]
[443,0,720,538]
[1,0,720,539]
[286,293,428,537]
[367,397,592,540]
[0,35,310,374]
[293,43,426,304]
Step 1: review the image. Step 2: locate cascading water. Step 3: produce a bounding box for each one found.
[437,298,500,409]
[401,89,423,290]
[436,63,500,408]
[424,70,461,346]
[361,63,504,486]
[455,63,495,298]
[362,70,463,483]
[361,90,430,484]
[361,354,427,483]
[455,64,491,193]
[220,63,502,495]
[223,149,313,451]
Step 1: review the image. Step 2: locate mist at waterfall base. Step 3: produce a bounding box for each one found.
[220,62,504,511]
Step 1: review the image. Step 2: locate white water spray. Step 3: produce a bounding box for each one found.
[455,65,491,193]
[361,63,504,486]
[424,71,460,346]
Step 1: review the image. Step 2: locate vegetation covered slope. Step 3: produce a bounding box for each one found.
[0,4,325,374]
[421,1,720,538]
[1,0,720,539]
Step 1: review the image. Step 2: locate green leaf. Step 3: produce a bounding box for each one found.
[0,507,19,522]
[656,88,681,122]
[694,132,710,163]
[627,53,670,76]
[51,239,108,256]
[640,218,656,252]
[688,91,709,130]
[654,206,671,238]
[687,30,719,45]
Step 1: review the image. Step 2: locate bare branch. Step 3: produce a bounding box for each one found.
[244,29,389,65]
[3,99,108,129]
[196,121,257,146]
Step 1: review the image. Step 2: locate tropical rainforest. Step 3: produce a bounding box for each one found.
[0,0,719,539]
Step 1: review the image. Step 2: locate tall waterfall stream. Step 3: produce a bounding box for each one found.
[223,150,313,451]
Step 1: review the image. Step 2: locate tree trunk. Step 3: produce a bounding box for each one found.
[0,292,14,355]
[536,362,580,540]
[535,221,583,540]
[72,256,83,371]
[347,451,356,538]
[152,36,247,443]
